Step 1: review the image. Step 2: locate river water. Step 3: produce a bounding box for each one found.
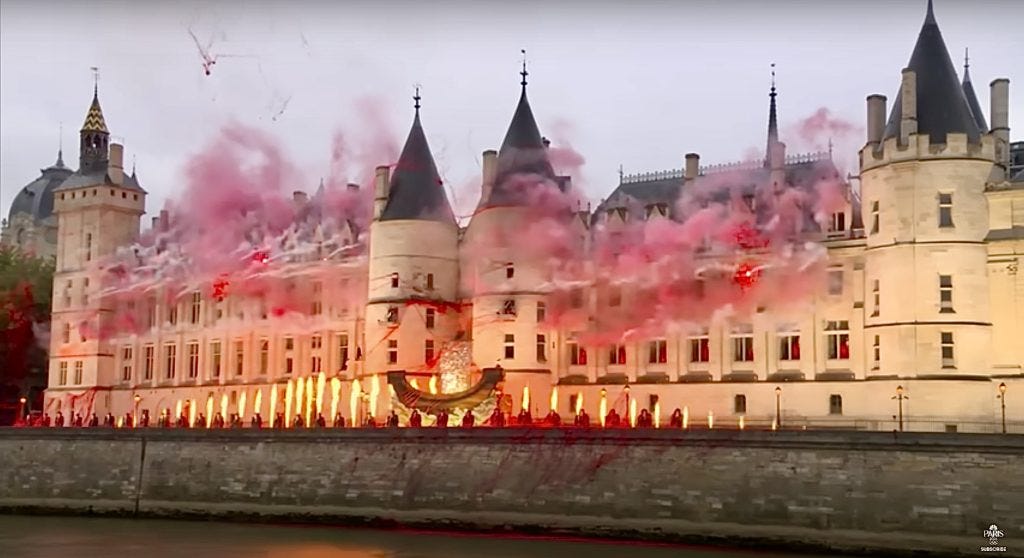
[0,516,836,558]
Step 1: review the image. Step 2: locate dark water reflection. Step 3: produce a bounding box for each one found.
[0,515,836,558]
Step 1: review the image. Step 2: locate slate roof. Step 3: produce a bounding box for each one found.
[7,151,73,223]
[962,63,988,131]
[597,157,846,234]
[882,0,982,144]
[482,87,557,208]
[380,110,455,223]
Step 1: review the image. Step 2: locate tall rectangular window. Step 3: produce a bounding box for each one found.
[941,332,955,368]
[568,339,586,365]
[190,291,201,324]
[121,346,133,381]
[210,341,221,378]
[234,340,244,376]
[829,394,843,415]
[648,339,667,364]
[829,212,845,232]
[164,344,177,379]
[386,306,398,324]
[147,297,156,328]
[63,280,72,308]
[311,281,323,315]
[259,340,269,375]
[872,280,880,317]
[570,288,584,309]
[872,335,880,369]
[825,321,850,360]
[426,273,434,290]
[608,286,622,307]
[85,233,93,262]
[59,362,68,385]
[390,273,399,288]
[503,334,515,359]
[144,345,154,380]
[387,340,398,364]
[734,394,747,414]
[609,344,627,365]
[689,331,710,363]
[536,334,547,362]
[284,336,294,375]
[73,361,83,384]
[82,278,89,306]
[536,302,546,322]
[870,201,879,234]
[938,193,954,228]
[827,268,843,295]
[506,262,514,279]
[309,333,321,372]
[778,330,801,361]
[939,275,954,312]
[425,339,435,363]
[187,342,199,378]
[425,308,435,329]
[337,333,349,371]
[732,336,754,362]
[501,299,517,316]
[168,303,178,326]
[62,322,71,344]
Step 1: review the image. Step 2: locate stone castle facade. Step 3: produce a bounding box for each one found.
[38,3,1022,431]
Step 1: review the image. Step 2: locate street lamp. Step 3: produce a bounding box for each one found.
[18,397,27,424]
[774,386,782,429]
[133,394,141,427]
[892,385,908,432]
[999,382,1007,434]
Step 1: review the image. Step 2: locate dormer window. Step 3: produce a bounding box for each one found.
[501,299,517,316]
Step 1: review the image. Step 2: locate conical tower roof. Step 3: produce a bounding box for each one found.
[379,97,455,223]
[483,60,555,208]
[882,0,981,144]
[81,88,109,134]
[961,49,988,131]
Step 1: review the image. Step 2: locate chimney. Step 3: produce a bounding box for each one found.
[867,94,887,146]
[151,217,159,229]
[159,209,169,232]
[373,165,391,220]
[481,150,498,202]
[900,68,917,143]
[292,191,308,205]
[684,153,700,180]
[990,78,1010,170]
[108,143,124,185]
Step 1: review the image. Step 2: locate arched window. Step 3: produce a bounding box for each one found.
[15,228,25,244]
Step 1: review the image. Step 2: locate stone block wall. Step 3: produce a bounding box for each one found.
[1,429,1021,556]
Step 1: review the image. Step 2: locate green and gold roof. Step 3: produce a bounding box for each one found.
[81,93,108,133]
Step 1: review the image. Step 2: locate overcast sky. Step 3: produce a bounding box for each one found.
[1,0,1021,222]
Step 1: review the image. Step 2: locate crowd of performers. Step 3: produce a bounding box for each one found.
[17,406,687,430]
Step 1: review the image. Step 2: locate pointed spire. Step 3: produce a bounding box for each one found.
[765,63,780,166]
[379,100,455,223]
[54,122,65,168]
[882,0,981,144]
[81,72,109,134]
[520,49,528,91]
[961,47,988,131]
[131,155,137,177]
[413,84,421,115]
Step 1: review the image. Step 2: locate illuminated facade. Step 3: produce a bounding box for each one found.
[41,3,1022,431]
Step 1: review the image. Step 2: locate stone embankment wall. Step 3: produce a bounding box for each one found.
[1,429,1021,557]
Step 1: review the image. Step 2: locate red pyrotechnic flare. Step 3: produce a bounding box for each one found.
[733,262,761,291]
[212,275,230,301]
[251,250,270,265]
